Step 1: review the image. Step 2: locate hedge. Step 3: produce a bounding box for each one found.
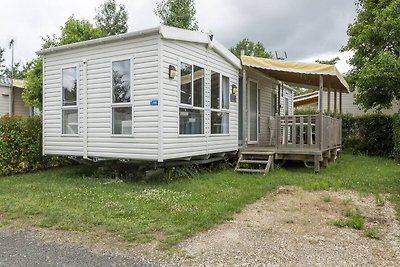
[342,113,395,158]
[0,115,68,176]
[394,114,400,161]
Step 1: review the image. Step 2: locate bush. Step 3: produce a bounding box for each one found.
[341,113,395,157]
[394,114,400,161]
[0,115,68,176]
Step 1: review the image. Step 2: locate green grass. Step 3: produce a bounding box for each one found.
[333,206,365,230]
[0,153,399,248]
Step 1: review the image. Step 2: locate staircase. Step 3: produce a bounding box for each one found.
[235,151,275,175]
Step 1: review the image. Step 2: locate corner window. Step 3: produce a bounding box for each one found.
[210,71,229,134]
[62,67,78,135]
[179,62,204,135]
[112,59,132,135]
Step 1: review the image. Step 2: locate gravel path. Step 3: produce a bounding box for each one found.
[0,229,161,267]
[170,187,400,266]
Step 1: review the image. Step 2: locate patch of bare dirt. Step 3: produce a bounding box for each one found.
[170,187,400,266]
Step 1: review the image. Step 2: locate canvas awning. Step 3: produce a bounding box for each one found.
[241,56,349,93]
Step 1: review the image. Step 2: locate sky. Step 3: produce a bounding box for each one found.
[0,0,357,73]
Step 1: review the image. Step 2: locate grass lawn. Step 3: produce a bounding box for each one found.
[0,153,399,248]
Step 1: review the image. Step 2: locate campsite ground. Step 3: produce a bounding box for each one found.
[0,154,399,265]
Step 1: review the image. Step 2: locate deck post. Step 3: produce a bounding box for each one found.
[242,67,248,147]
[319,75,324,151]
[339,89,343,115]
[277,83,281,116]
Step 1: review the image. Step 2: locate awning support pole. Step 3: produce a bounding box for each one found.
[334,87,337,117]
[339,89,342,115]
[319,75,324,151]
[327,79,331,115]
[242,67,248,147]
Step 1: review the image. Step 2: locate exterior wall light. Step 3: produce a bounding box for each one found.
[169,65,177,79]
[231,84,238,95]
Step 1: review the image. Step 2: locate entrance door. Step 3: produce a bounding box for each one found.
[248,80,259,144]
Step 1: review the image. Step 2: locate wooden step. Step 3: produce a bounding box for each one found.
[241,151,275,156]
[235,168,265,173]
[240,159,269,164]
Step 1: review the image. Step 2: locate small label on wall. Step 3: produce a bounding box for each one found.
[150,99,159,106]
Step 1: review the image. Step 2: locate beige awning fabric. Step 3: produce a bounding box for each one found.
[241,56,349,93]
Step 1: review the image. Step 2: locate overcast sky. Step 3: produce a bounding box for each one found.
[0,0,356,73]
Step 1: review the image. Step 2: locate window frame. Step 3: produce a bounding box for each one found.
[210,71,230,136]
[61,64,80,137]
[178,59,206,137]
[110,56,134,137]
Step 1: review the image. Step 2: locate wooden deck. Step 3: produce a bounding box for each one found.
[237,115,342,173]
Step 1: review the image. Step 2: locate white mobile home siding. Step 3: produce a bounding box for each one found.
[43,34,160,160]
[161,39,239,160]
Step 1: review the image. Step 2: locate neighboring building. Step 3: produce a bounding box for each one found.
[294,90,399,115]
[0,77,30,117]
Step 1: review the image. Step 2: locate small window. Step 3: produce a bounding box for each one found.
[222,75,229,109]
[112,60,131,103]
[211,71,220,109]
[211,111,229,134]
[179,108,204,134]
[62,109,78,135]
[210,71,230,134]
[285,97,289,115]
[180,62,192,105]
[111,59,132,135]
[179,61,204,135]
[113,107,132,135]
[62,67,78,135]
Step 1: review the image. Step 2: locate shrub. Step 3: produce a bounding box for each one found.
[341,113,394,157]
[394,113,400,161]
[0,115,68,176]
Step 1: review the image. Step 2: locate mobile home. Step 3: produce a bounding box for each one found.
[38,26,241,162]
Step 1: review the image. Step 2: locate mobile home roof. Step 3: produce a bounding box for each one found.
[37,25,241,70]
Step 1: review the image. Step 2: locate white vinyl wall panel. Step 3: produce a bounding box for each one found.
[43,34,160,159]
[161,39,239,160]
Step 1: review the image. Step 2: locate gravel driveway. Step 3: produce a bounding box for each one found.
[0,229,160,267]
[170,187,400,266]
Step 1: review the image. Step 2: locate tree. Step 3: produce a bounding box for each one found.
[0,48,5,72]
[155,0,199,30]
[95,0,128,36]
[342,0,400,111]
[315,57,340,65]
[23,16,107,109]
[230,38,273,59]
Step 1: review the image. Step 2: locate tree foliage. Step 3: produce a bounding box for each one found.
[315,57,340,65]
[342,0,400,111]
[230,38,273,59]
[0,48,4,71]
[155,0,199,30]
[95,0,128,36]
[23,16,107,109]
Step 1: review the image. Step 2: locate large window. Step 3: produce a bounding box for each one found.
[179,62,204,135]
[112,59,132,135]
[62,67,78,135]
[210,71,229,134]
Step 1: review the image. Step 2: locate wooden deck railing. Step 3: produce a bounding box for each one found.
[275,115,342,151]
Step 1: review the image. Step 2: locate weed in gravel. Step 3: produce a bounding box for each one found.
[364,228,380,239]
[334,207,365,230]
[341,198,353,206]
[285,219,295,224]
[322,195,331,203]
[375,194,385,207]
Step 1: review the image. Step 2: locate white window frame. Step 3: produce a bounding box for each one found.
[210,71,230,136]
[178,59,205,137]
[61,64,79,137]
[110,56,134,137]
